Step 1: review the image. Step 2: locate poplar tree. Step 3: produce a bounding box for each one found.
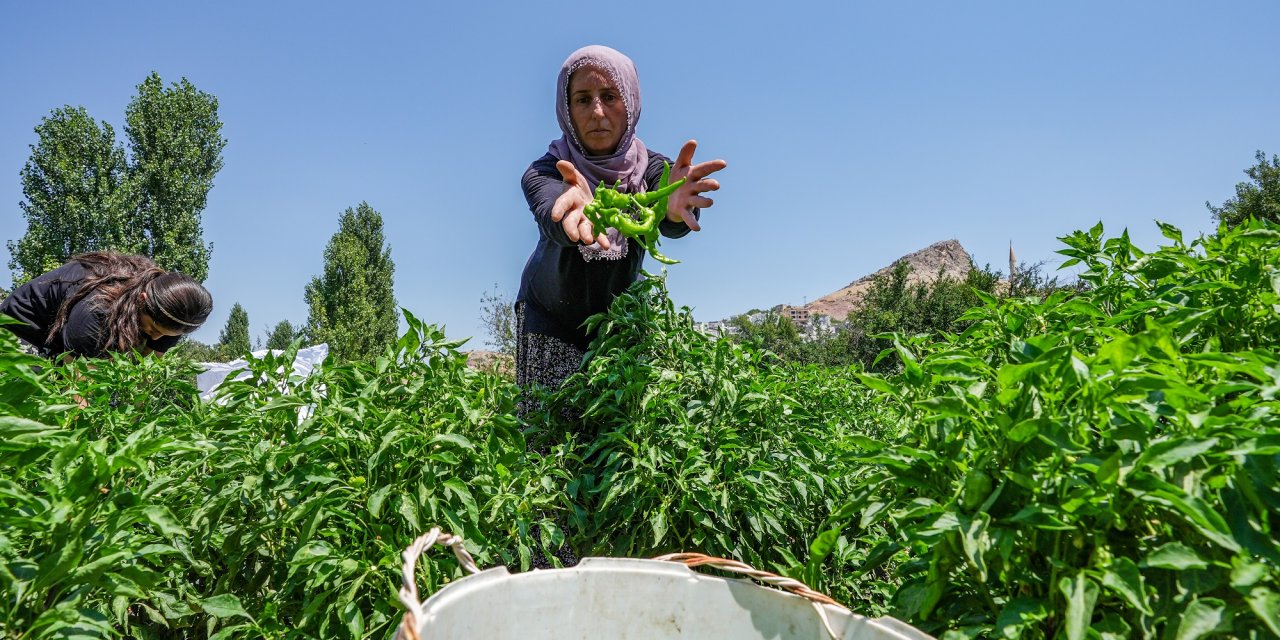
[265,320,301,350]
[7,107,138,283]
[7,73,225,287]
[219,303,251,359]
[125,73,226,281]
[304,203,398,361]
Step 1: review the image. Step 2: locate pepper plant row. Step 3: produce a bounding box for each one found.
[1,220,1277,639]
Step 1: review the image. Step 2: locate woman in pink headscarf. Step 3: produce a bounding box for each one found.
[516,44,727,401]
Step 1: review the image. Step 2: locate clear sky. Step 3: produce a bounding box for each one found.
[2,1,1277,348]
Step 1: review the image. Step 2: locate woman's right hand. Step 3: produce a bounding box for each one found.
[550,161,611,249]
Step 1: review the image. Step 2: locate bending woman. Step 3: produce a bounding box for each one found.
[517,45,727,398]
[0,251,213,360]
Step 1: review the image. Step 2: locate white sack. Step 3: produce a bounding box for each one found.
[196,343,329,402]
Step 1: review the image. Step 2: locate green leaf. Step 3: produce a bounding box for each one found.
[200,593,253,621]
[958,513,990,582]
[994,598,1049,639]
[858,541,902,575]
[1131,477,1241,552]
[1142,542,1208,570]
[1156,221,1183,244]
[893,337,924,384]
[0,415,59,439]
[1007,505,1075,531]
[68,550,131,581]
[998,361,1049,388]
[1174,598,1224,640]
[431,433,476,451]
[1247,588,1280,637]
[1101,557,1152,615]
[368,485,393,519]
[809,529,839,565]
[292,541,333,564]
[1230,561,1268,589]
[855,373,897,396]
[209,624,253,640]
[342,601,366,638]
[1135,437,1219,471]
[1239,228,1280,239]
[398,493,420,531]
[141,505,187,538]
[860,501,889,529]
[1095,613,1132,640]
[651,510,668,544]
[443,478,479,522]
[1095,451,1121,485]
[1059,572,1099,640]
[1006,419,1039,443]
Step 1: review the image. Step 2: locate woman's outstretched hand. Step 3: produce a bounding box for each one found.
[666,140,726,231]
[551,142,725,245]
[551,161,611,249]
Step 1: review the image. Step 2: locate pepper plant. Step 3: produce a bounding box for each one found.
[826,220,1280,639]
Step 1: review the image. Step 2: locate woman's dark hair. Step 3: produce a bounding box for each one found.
[47,251,214,353]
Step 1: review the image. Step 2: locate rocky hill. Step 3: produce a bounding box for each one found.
[803,239,973,321]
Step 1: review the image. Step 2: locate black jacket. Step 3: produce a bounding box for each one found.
[0,262,180,358]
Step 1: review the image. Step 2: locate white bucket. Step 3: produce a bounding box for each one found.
[395,531,932,640]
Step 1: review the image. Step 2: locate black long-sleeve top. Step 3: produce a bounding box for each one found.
[517,151,697,349]
[0,262,180,358]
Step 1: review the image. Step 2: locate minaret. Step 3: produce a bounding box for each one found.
[1009,241,1017,283]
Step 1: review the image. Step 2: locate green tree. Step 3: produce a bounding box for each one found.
[6,73,225,288]
[479,284,516,359]
[1207,150,1280,228]
[727,309,802,360]
[304,202,398,361]
[219,303,251,358]
[7,107,139,285]
[264,320,301,350]
[125,73,226,282]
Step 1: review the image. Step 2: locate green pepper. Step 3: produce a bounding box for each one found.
[632,175,685,207]
[578,161,686,265]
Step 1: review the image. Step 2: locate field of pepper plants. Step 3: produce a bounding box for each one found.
[1,219,1278,639]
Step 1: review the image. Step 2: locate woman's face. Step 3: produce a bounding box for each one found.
[569,66,627,156]
[139,312,184,341]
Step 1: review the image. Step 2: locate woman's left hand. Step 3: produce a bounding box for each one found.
[665,139,727,231]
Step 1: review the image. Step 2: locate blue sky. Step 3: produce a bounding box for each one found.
[2,1,1277,348]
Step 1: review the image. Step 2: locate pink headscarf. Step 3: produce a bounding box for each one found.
[548,45,650,193]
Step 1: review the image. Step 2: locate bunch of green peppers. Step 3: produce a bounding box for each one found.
[582,161,686,264]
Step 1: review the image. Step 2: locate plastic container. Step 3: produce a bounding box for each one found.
[395,535,933,640]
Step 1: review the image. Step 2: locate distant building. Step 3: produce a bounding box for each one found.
[779,305,810,326]
[694,320,738,338]
[802,314,834,340]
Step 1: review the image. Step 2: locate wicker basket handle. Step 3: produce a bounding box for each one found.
[393,528,481,640]
[654,552,846,639]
